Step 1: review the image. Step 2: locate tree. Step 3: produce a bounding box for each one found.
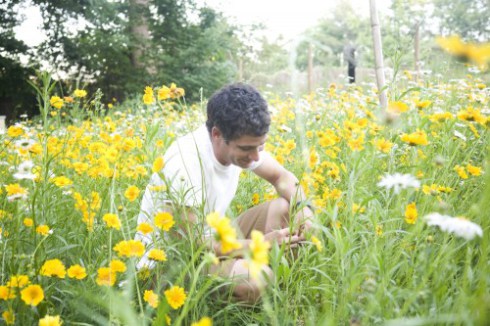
[0,0,37,123]
[432,0,490,41]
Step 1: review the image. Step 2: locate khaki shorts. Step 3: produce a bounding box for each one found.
[209,201,272,277]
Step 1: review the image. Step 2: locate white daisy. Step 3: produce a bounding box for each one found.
[377,173,420,194]
[13,160,36,180]
[424,213,483,240]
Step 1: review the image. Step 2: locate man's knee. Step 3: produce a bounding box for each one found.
[231,259,273,305]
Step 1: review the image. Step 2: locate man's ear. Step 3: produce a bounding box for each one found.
[211,126,222,140]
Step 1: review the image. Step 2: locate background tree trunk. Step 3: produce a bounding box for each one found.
[129,0,155,74]
[369,0,388,110]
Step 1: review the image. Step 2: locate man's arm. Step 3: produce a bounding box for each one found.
[252,154,314,228]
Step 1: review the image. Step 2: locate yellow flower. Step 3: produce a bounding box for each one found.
[152,156,165,173]
[7,125,24,137]
[388,101,409,113]
[466,164,482,176]
[248,230,270,279]
[23,218,34,227]
[137,222,154,234]
[158,85,171,101]
[415,100,432,109]
[109,259,127,273]
[96,267,116,286]
[400,130,429,146]
[191,317,213,326]
[50,96,64,109]
[113,240,145,257]
[102,213,121,230]
[373,138,393,153]
[39,315,62,326]
[36,224,51,236]
[20,284,44,306]
[143,86,155,105]
[148,248,167,261]
[74,89,87,98]
[164,285,187,309]
[251,193,260,205]
[436,35,490,69]
[50,176,73,187]
[124,185,140,202]
[5,183,28,200]
[67,264,87,279]
[0,286,15,300]
[40,259,66,278]
[375,225,383,236]
[454,165,468,179]
[7,275,29,288]
[311,235,323,252]
[154,212,175,231]
[144,290,159,308]
[206,212,242,254]
[2,310,14,325]
[169,83,185,99]
[404,202,418,224]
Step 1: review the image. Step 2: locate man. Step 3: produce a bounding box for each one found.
[136,83,314,303]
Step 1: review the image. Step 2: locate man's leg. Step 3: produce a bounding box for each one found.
[236,197,291,238]
[208,258,273,304]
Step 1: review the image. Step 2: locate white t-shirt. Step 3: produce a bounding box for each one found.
[135,125,268,267]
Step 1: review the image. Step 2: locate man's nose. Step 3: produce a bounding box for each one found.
[249,149,260,162]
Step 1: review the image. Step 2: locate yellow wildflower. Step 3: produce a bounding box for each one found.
[144,290,159,308]
[36,225,51,236]
[124,185,140,202]
[74,89,87,98]
[143,86,155,105]
[248,230,270,279]
[148,248,167,261]
[137,222,154,234]
[206,212,242,254]
[388,101,409,113]
[404,202,418,224]
[311,235,323,252]
[154,212,175,231]
[23,218,34,227]
[109,259,127,273]
[164,285,187,309]
[39,315,62,326]
[466,164,482,176]
[2,310,14,325]
[152,156,165,173]
[67,264,87,280]
[20,284,44,306]
[50,96,64,109]
[113,240,145,258]
[96,267,116,286]
[40,259,66,278]
[191,317,213,326]
[7,125,24,137]
[102,213,121,230]
[400,130,429,146]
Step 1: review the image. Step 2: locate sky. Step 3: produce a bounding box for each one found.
[15,0,392,47]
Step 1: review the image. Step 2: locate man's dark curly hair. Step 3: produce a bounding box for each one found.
[206,83,270,141]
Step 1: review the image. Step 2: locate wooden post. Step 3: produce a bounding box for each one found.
[414,21,420,81]
[0,116,6,134]
[307,43,313,94]
[369,0,388,110]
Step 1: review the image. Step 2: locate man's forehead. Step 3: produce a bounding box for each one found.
[233,134,267,145]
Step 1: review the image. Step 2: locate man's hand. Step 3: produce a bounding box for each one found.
[264,227,304,247]
[294,206,315,236]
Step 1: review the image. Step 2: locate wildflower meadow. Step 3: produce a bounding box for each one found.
[1,69,489,326]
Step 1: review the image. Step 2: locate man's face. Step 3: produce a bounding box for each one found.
[225,134,267,168]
